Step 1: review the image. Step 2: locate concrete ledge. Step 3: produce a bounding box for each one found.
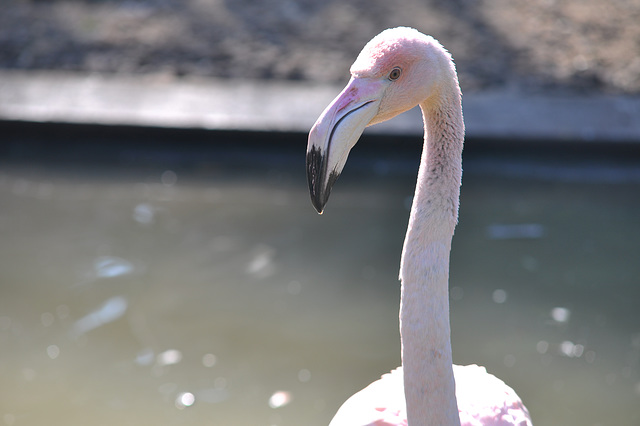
[1,70,639,143]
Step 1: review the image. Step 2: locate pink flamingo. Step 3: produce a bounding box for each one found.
[306,27,533,426]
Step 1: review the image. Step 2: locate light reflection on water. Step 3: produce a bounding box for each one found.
[0,148,639,426]
[71,296,128,337]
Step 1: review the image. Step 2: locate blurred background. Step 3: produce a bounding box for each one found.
[1,1,640,425]
[1,0,640,92]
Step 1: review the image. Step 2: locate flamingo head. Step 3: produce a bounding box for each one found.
[306,27,455,213]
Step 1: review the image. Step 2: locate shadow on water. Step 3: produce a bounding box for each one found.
[1,122,639,425]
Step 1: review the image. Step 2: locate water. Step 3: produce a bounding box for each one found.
[1,135,639,425]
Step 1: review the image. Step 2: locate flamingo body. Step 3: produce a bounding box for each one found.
[306,27,533,425]
[329,366,531,426]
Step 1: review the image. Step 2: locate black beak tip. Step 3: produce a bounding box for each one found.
[306,145,342,215]
[312,202,324,215]
[306,146,327,213]
[309,181,328,214]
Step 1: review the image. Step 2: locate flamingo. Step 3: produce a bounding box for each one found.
[306,27,533,426]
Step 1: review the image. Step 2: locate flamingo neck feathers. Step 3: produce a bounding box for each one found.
[399,76,464,426]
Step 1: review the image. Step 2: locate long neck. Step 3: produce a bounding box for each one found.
[399,83,464,426]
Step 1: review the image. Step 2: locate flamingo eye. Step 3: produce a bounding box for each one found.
[388,67,402,81]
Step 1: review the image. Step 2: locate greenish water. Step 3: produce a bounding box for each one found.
[0,140,639,426]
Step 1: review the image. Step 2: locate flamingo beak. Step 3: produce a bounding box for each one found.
[306,77,383,214]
